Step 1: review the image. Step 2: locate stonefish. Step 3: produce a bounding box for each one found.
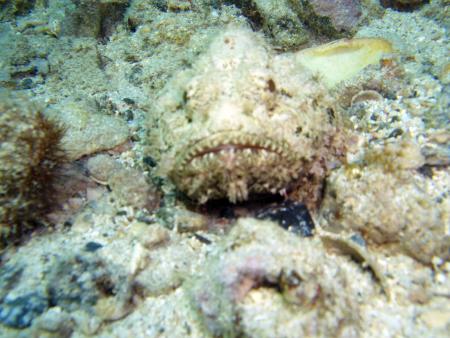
[154,26,391,204]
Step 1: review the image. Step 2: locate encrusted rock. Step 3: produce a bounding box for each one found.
[321,165,450,264]
[86,154,160,210]
[291,0,363,36]
[227,0,362,47]
[239,0,309,48]
[50,102,129,161]
[187,218,372,337]
[0,292,48,329]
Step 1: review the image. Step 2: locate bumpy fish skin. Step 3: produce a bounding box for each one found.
[156,27,342,204]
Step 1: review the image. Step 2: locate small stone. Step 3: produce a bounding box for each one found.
[122,97,135,105]
[143,156,158,168]
[125,109,134,121]
[70,310,102,336]
[408,286,430,304]
[32,58,50,76]
[439,62,450,84]
[167,0,192,12]
[108,165,160,210]
[86,154,119,182]
[173,209,208,232]
[84,241,103,252]
[256,200,315,237]
[130,222,170,249]
[18,78,34,89]
[350,233,366,247]
[129,243,149,276]
[86,154,160,210]
[388,128,404,138]
[35,307,72,332]
[351,90,383,106]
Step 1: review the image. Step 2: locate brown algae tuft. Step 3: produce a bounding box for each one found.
[0,90,66,248]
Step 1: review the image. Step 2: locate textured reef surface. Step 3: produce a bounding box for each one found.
[0,0,449,337]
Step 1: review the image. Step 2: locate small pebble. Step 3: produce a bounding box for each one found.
[123,97,135,105]
[256,200,315,237]
[143,156,158,168]
[84,241,103,252]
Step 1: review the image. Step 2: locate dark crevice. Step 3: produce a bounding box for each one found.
[99,2,129,42]
[380,0,430,12]
[222,1,264,31]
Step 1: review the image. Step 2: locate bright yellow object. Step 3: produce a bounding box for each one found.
[296,38,394,87]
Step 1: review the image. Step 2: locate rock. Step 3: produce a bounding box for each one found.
[294,0,363,34]
[321,166,450,264]
[50,102,129,161]
[86,154,160,210]
[256,200,315,237]
[248,0,309,48]
[0,292,48,329]
[34,307,73,335]
[187,218,368,337]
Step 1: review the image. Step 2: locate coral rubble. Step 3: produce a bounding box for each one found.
[321,165,450,264]
[86,154,160,210]
[0,0,449,337]
[187,218,371,337]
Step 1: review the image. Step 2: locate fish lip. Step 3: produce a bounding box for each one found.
[169,132,305,203]
[186,143,277,162]
[176,131,294,167]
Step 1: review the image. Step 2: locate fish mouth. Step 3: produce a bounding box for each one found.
[170,132,303,203]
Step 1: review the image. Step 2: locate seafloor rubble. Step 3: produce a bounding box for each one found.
[0,0,449,337]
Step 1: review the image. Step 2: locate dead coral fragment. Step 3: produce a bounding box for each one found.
[0,90,65,247]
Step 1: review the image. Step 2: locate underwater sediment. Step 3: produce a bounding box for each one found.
[0,0,449,337]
